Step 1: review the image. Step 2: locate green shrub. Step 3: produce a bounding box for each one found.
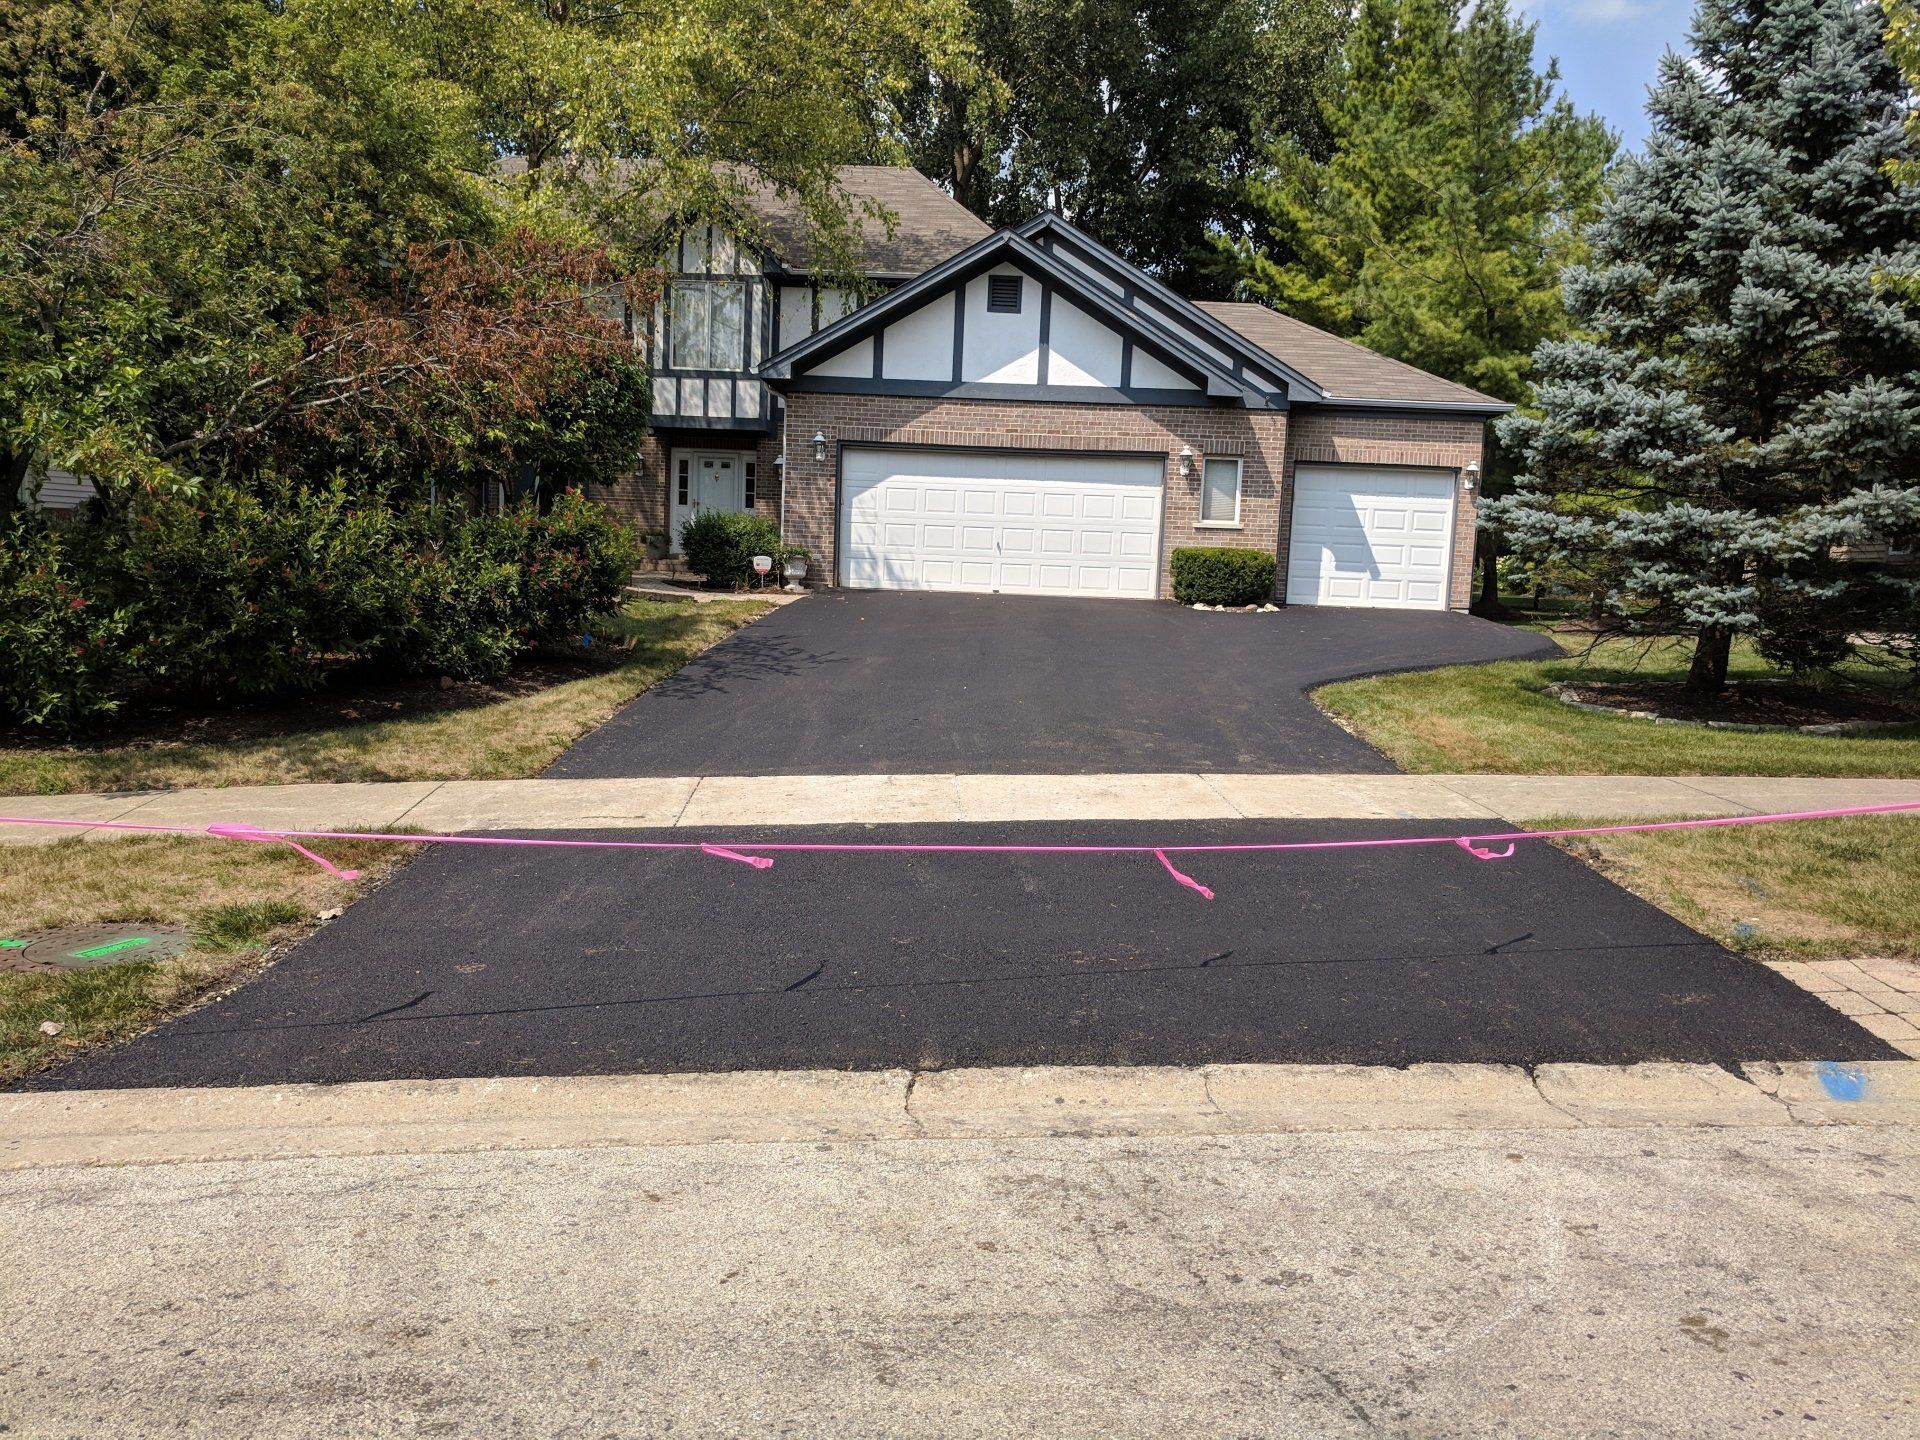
[0,521,129,731]
[2,484,641,733]
[679,509,785,588]
[1170,546,1278,606]
[466,490,638,640]
[100,483,416,698]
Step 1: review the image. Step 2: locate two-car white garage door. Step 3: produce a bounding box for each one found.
[840,448,1163,598]
[836,448,1457,610]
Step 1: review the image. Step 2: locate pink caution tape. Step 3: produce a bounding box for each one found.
[207,822,362,880]
[1,800,1916,901]
[699,843,775,870]
[1154,849,1216,901]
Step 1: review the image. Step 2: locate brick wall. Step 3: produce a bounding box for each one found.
[595,433,669,535]
[779,393,1290,597]
[1283,412,1485,610]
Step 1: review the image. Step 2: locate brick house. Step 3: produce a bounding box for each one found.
[612,166,1509,610]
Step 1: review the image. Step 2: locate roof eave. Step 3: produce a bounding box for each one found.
[1299,394,1513,417]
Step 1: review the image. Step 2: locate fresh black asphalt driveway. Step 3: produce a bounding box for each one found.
[34,821,1896,1091]
[551,591,1557,776]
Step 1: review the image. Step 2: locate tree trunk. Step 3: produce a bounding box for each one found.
[1686,625,1733,698]
[0,449,27,522]
[1469,531,1507,617]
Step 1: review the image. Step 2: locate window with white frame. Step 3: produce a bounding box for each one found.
[743,459,756,508]
[1200,456,1242,524]
[667,280,746,370]
[676,456,690,507]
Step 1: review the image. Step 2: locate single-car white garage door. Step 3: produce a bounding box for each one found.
[1286,466,1457,610]
[840,448,1164,598]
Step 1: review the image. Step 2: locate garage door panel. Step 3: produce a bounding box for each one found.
[1287,466,1455,611]
[841,449,1165,599]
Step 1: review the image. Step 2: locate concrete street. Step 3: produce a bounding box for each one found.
[4,1063,1916,1439]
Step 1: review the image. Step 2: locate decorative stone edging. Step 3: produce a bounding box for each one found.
[1189,602,1281,613]
[1544,681,1910,736]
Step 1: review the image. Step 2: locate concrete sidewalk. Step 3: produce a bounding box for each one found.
[3,1062,1916,1438]
[4,771,1919,841]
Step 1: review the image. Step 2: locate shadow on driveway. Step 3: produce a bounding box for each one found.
[552,591,1557,777]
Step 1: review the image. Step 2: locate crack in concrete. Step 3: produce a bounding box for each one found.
[1524,1068,1589,1127]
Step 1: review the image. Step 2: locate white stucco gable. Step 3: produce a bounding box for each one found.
[760,223,1277,410]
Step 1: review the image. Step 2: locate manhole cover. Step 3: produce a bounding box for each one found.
[0,925,192,974]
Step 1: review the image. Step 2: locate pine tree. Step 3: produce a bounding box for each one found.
[1493,0,1920,694]
[1231,0,1611,608]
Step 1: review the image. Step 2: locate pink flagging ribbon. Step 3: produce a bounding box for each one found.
[206,823,361,880]
[1454,836,1517,861]
[700,843,775,870]
[4,799,1918,901]
[1154,849,1215,900]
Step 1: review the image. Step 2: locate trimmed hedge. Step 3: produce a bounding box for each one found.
[0,486,637,735]
[1170,546,1278,606]
[679,509,786,588]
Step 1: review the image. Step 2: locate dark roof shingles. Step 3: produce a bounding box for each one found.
[1197,301,1504,408]
[746,166,990,277]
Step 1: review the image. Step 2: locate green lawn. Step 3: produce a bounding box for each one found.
[1,597,770,797]
[1549,815,1920,961]
[1316,632,1920,776]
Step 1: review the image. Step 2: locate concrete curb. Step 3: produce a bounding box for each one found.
[4,1060,1914,1170]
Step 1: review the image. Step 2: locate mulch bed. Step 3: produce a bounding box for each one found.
[1563,680,1920,728]
[1,642,631,754]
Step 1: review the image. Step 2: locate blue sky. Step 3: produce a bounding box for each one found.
[1523,0,1699,151]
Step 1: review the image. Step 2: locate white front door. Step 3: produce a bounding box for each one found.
[671,451,749,547]
[839,447,1164,598]
[1285,465,1457,610]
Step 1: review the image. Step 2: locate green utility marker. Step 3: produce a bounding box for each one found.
[0,939,27,948]
[71,937,154,959]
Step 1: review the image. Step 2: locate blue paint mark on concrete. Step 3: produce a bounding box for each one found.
[1816,1062,1869,1102]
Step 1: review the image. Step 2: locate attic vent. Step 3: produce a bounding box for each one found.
[987,274,1023,313]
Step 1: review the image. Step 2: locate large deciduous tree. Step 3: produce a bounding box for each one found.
[344,0,983,278]
[0,0,489,510]
[1228,0,1612,609]
[1491,0,1920,695]
[899,0,1347,293]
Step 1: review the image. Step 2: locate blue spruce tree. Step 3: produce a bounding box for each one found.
[1492,0,1920,695]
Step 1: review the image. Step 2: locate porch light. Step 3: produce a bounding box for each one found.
[811,430,828,463]
[773,453,785,474]
[1178,445,1196,479]
[1462,462,1480,490]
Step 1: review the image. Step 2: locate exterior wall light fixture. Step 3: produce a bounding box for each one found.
[1178,445,1196,479]
[811,430,828,463]
[1462,462,1480,490]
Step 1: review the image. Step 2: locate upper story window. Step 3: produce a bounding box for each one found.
[668,279,746,371]
[987,274,1023,313]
